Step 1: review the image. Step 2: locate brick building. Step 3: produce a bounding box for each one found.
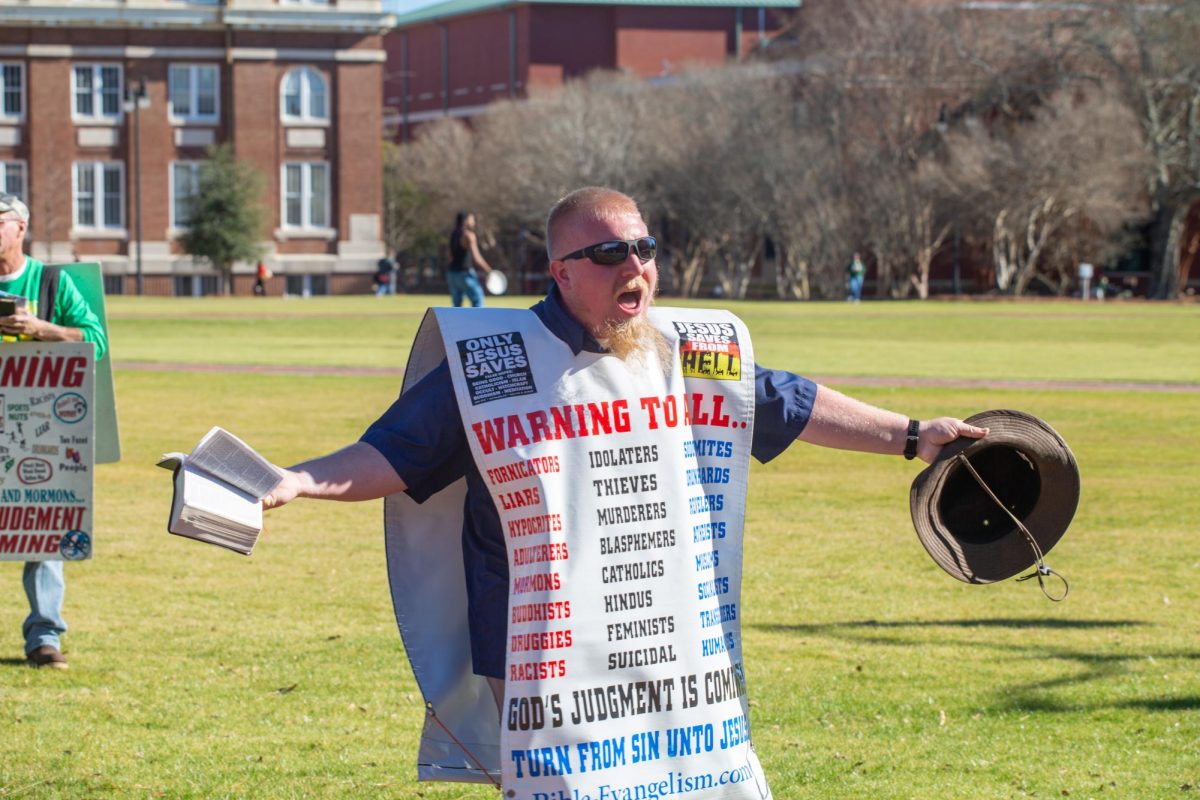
[0,0,393,297]
[384,0,798,140]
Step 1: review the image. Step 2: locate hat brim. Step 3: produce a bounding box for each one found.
[909,409,1079,584]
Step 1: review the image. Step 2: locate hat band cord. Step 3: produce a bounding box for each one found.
[954,454,1069,602]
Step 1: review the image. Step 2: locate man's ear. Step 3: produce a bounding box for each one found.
[548,259,570,291]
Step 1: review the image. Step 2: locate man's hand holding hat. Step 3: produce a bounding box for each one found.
[915,417,990,463]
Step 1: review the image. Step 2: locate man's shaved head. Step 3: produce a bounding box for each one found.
[545,187,642,260]
[543,186,663,364]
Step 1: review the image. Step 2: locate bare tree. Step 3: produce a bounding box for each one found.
[382,143,438,260]
[937,88,1149,294]
[759,84,854,299]
[788,0,992,298]
[475,72,656,230]
[637,69,750,297]
[392,118,477,230]
[1078,0,1200,297]
[381,0,1165,302]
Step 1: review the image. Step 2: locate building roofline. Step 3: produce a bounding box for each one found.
[0,5,395,34]
[393,0,800,28]
[225,8,396,34]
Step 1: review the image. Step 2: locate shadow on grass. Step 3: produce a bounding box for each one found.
[1001,693,1200,712]
[756,618,1145,632]
[752,617,1200,713]
[1115,696,1200,711]
[0,657,31,667]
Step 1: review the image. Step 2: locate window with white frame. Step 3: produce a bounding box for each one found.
[1,63,23,121]
[0,162,26,199]
[171,161,203,228]
[74,162,124,230]
[281,67,328,123]
[282,162,329,230]
[168,64,219,123]
[73,64,123,121]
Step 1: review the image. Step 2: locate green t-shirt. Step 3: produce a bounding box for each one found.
[0,257,108,360]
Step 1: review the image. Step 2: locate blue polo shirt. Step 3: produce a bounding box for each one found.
[361,287,817,678]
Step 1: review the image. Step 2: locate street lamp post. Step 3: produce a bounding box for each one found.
[124,77,149,295]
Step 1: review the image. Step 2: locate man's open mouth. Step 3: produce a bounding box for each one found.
[617,285,644,312]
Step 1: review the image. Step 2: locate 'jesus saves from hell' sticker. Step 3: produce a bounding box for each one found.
[674,321,741,381]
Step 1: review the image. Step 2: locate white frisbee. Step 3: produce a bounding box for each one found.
[485,270,508,295]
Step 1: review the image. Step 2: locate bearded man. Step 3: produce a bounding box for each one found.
[263,187,984,798]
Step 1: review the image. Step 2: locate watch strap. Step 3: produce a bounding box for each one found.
[904,419,920,461]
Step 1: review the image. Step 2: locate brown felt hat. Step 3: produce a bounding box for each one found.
[910,409,1079,584]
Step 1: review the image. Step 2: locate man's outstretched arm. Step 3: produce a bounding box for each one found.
[264,441,407,509]
[798,384,987,464]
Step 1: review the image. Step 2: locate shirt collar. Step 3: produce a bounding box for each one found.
[0,256,28,282]
[531,283,606,355]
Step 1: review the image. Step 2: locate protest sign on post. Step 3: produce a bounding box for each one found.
[0,342,96,561]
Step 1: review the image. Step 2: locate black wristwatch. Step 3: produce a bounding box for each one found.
[903,419,920,461]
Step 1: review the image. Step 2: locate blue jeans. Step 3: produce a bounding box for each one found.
[22,560,66,654]
[848,275,864,301]
[448,271,485,307]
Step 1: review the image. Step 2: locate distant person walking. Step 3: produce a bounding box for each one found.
[254,261,271,296]
[374,255,396,297]
[447,211,492,307]
[847,252,866,303]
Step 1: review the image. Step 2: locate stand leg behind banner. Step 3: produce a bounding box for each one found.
[384,484,501,784]
[383,308,500,784]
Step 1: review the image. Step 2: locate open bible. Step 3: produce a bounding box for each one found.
[157,427,283,555]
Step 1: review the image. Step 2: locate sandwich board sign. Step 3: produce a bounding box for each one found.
[0,342,96,561]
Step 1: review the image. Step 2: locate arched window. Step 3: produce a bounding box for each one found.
[281,67,327,123]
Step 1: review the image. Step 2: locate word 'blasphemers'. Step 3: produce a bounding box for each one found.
[472,393,742,455]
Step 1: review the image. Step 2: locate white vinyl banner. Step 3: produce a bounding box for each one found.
[0,342,95,561]
[424,306,771,800]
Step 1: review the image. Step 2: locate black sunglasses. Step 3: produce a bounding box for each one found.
[558,236,657,266]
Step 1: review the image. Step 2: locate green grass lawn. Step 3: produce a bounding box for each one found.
[1,296,1197,799]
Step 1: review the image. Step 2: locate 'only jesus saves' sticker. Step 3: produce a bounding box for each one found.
[456,331,537,405]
